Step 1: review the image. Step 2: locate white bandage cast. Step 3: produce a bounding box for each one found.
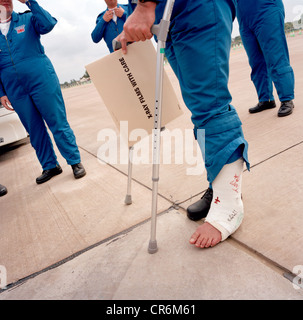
[205,158,244,241]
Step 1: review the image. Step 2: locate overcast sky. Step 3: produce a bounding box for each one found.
[12,0,303,83]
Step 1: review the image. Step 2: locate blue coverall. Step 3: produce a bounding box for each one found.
[236,0,295,102]
[0,0,81,171]
[91,4,128,53]
[128,0,249,182]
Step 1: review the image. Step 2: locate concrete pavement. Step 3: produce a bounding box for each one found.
[0,35,302,300]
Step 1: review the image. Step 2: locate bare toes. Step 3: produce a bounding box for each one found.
[189,223,222,249]
[189,231,199,244]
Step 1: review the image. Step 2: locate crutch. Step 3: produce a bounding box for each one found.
[113,0,175,253]
[125,146,134,205]
[124,129,164,206]
[148,0,175,254]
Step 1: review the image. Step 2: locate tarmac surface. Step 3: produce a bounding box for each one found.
[0,34,303,300]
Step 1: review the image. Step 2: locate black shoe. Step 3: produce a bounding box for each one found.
[0,184,7,197]
[278,100,294,117]
[36,165,63,184]
[249,100,276,114]
[71,163,86,179]
[187,188,213,221]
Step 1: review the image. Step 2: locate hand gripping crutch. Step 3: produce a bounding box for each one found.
[148,0,175,254]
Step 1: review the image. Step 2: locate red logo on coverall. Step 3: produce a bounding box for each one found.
[15,25,25,34]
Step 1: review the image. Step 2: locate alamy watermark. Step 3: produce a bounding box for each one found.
[0,265,7,290]
[293,5,303,30]
[97,121,205,176]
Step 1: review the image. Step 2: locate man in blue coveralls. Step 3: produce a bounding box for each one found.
[0,0,86,184]
[237,0,295,117]
[92,0,128,53]
[117,0,250,249]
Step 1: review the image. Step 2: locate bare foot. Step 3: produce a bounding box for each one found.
[189,222,222,248]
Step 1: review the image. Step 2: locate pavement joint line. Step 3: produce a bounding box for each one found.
[228,237,301,289]
[248,140,303,171]
[0,206,175,294]
[229,237,292,275]
[78,145,184,206]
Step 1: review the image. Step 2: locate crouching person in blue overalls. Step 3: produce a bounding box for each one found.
[0,0,86,184]
[117,0,250,248]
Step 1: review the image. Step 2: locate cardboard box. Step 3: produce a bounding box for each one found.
[86,40,183,147]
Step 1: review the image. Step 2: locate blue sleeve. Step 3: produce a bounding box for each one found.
[91,11,107,43]
[128,1,135,14]
[26,0,57,34]
[120,5,129,21]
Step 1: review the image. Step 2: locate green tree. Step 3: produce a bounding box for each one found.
[284,22,294,33]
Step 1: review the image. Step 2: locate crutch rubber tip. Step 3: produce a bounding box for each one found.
[148,240,158,254]
[124,195,132,205]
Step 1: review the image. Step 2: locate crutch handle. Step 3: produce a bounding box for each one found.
[112,39,122,51]
[151,20,170,41]
[112,39,133,51]
[112,21,166,52]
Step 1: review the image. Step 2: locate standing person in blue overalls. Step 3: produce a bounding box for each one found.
[117,0,250,249]
[0,0,86,184]
[92,0,128,53]
[236,0,295,117]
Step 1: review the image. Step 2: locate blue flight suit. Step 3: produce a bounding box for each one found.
[236,0,295,102]
[128,0,249,182]
[92,4,128,53]
[0,0,81,171]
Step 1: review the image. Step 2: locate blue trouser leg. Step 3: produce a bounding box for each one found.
[12,94,59,170]
[31,89,81,167]
[165,0,249,183]
[5,57,81,170]
[237,0,295,102]
[255,6,295,101]
[27,57,81,165]
[28,58,81,166]
[238,21,274,102]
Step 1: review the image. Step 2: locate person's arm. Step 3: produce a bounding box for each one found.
[0,78,13,110]
[117,1,158,54]
[91,12,108,43]
[0,96,14,111]
[19,0,57,34]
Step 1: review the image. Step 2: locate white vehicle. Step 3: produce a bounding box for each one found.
[0,103,28,147]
